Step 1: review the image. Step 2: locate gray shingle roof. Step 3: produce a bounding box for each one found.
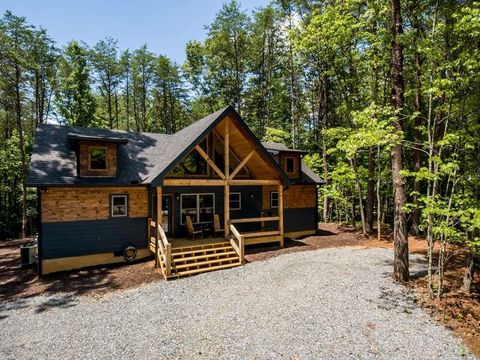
[261,142,307,154]
[27,106,293,187]
[27,124,173,186]
[262,142,324,184]
[300,161,324,184]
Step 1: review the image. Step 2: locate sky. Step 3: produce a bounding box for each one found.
[0,0,270,63]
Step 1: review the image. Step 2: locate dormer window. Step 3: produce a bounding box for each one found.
[77,141,117,177]
[285,157,294,174]
[89,147,107,170]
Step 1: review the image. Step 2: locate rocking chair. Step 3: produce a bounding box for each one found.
[213,214,224,237]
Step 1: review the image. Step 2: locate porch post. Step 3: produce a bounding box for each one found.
[155,186,162,268]
[224,119,230,239]
[278,184,284,247]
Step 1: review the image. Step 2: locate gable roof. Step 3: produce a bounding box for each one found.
[27,106,291,187]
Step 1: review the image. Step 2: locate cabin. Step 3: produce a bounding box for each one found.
[27,106,323,278]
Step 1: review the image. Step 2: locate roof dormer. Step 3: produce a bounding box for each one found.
[66,131,128,178]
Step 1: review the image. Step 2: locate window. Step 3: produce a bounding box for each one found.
[270,191,278,208]
[111,195,128,217]
[230,192,241,210]
[180,193,215,224]
[89,147,107,170]
[285,156,295,174]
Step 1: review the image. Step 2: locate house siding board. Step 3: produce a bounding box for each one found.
[79,141,117,177]
[262,184,317,209]
[162,185,262,236]
[41,186,148,222]
[41,217,147,259]
[262,207,316,233]
[284,208,317,233]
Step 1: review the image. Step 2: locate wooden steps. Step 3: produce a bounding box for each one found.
[159,241,241,279]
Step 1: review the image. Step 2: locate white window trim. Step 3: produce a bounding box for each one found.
[270,191,279,209]
[111,194,128,217]
[180,193,215,225]
[230,192,241,210]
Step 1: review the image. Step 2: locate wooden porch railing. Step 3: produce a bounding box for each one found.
[229,216,279,224]
[148,218,172,279]
[228,215,283,247]
[229,224,244,264]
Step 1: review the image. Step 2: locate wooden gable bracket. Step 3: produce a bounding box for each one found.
[229,150,254,179]
[194,145,225,180]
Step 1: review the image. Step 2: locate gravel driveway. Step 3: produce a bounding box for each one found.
[0,247,475,359]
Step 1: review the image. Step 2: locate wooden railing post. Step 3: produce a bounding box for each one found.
[154,219,159,268]
[224,119,230,240]
[165,243,172,276]
[278,184,284,247]
[239,234,245,264]
[147,217,151,246]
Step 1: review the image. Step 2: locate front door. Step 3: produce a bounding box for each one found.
[161,195,173,237]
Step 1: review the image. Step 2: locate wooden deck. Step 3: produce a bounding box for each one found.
[148,219,283,280]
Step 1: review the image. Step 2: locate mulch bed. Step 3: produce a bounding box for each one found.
[408,249,480,356]
[0,238,162,301]
[245,223,370,262]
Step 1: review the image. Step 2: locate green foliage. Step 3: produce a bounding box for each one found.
[56,41,97,127]
[262,127,291,146]
[0,0,479,266]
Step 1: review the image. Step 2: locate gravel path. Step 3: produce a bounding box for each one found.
[0,247,475,359]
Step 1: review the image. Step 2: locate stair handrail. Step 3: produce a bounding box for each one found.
[157,224,171,277]
[229,224,244,264]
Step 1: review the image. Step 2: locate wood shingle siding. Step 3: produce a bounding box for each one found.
[79,141,117,177]
[41,187,148,223]
[279,154,300,179]
[262,184,317,209]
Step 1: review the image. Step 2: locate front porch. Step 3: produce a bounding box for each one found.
[146,115,287,279]
[147,212,283,279]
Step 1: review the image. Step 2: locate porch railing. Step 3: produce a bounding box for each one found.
[148,218,172,279]
[229,224,244,264]
[229,216,281,238]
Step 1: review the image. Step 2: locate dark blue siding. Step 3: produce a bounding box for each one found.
[263,207,316,233]
[284,208,317,233]
[162,186,263,237]
[42,217,147,259]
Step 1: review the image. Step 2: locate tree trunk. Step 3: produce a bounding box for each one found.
[463,254,476,293]
[320,76,329,223]
[351,158,366,236]
[376,144,382,242]
[390,0,409,282]
[411,18,423,236]
[15,63,27,239]
[366,147,375,234]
